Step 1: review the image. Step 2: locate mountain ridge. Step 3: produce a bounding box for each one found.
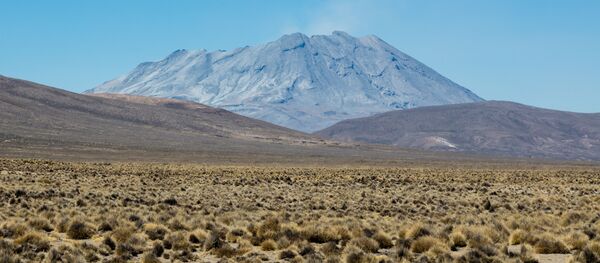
[87,31,482,132]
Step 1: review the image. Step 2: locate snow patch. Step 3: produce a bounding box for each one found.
[427,136,458,149]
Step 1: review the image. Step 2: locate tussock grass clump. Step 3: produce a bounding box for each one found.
[279,249,298,259]
[226,228,246,242]
[0,253,19,263]
[254,217,281,241]
[66,219,95,240]
[55,217,70,233]
[560,211,587,226]
[214,239,252,258]
[0,238,15,256]
[1,221,28,238]
[28,217,53,232]
[45,244,85,262]
[344,245,374,263]
[211,243,239,258]
[167,218,190,231]
[405,223,432,240]
[114,233,147,259]
[321,242,342,256]
[102,236,116,251]
[372,231,393,249]
[126,233,147,251]
[586,241,600,255]
[112,225,136,243]
[449,231,467,249]
[509,229,529,245]
[14,231,50,252]
[163,198,177,206]
[462,226,498,247]
[298,242,317,256]
[577,241,600,262]
[203,230,223,251]
[425,245,451,261]
[534,234,569,254]
[301,224,350,243]
[97,221,113,232]
[144,223,168,240]
[350,237,379,253]
[115,242,137,259]
[165,231,189,251]
[151,241,164,257]
[141,252,161,263]
[260,239,277,251]
[277,236,291,249]
[410,236,445,254]
[518,244,538,263]
[563,231,589,251]
[189,229,208,244]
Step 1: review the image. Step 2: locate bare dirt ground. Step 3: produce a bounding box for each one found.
[1,159,599,262]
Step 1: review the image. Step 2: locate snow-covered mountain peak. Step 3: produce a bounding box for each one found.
[87,31,483,132]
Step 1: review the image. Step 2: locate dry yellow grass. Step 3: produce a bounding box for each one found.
[0,159,598,262]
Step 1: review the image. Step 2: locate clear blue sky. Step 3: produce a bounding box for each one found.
[1,0,599,112]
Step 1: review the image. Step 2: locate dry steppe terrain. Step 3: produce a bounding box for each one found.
[1,159,599,262]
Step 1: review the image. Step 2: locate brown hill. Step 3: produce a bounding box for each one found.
[0,75,318,141]
[315,101,600,160]
[0,75,477,165]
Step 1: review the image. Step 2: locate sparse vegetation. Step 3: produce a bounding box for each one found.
[0,159,598,261]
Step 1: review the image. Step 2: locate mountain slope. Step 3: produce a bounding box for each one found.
[0,75,335,160]
[315,101,600,160]
[1,75,488,164]
[87,31,482,132]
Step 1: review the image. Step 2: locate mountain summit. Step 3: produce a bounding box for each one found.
[87,31,483,132]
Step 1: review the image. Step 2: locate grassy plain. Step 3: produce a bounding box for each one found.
[0,159,599,262]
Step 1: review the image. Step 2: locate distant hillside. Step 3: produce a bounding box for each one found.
[0,75,481,164]
[86,31,481,132]
[315,101,600,160]
[0,75,318,143]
